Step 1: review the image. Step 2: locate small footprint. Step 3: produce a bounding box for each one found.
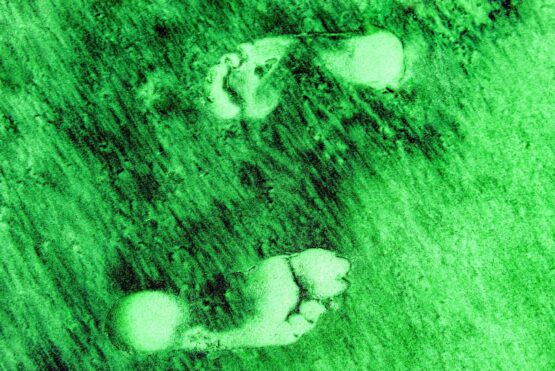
[106,249,350,353]
[206,30,405,120]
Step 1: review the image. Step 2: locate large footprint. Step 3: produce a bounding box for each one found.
[106,249,350,353]
[206,29,405,120]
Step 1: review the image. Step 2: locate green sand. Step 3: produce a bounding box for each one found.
[1,0,554,369]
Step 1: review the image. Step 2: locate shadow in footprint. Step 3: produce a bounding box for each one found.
[197,272,255,332]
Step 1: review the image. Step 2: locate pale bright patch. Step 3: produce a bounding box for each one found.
[206,64,241,119]
[290,249,351,299]
[317,31,405,89]
[112,291,186,352]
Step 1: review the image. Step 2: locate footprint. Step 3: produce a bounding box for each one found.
[206,30,405,120]
[106,249,350,353]
[206,36,295,120]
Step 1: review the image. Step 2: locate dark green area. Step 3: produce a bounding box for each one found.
[1,0,553,369]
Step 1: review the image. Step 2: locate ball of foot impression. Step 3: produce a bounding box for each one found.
[107,291,188,353]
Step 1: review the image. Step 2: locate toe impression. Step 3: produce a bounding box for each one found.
[290,249,351,300]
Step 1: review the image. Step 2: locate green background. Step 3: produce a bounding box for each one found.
[1,0,553,369]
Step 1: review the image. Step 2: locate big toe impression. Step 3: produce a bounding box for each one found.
[318,31,404,89]
[107,291,187,353]
[291,249,351,300]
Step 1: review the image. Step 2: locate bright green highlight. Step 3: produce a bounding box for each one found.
[316,31,405,89]
[206,63,241,120]
[290,248,351,299]
[108,291,186,353]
